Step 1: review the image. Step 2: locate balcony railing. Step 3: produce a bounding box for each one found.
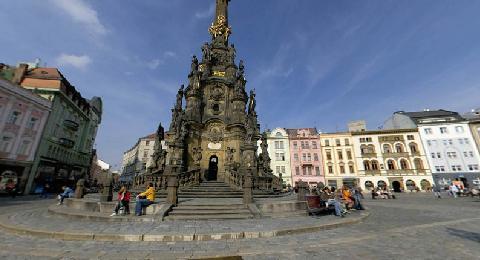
[385,169,415,175]
[364,170,381,175]
[382,152,409,157]
[58,138,75,148]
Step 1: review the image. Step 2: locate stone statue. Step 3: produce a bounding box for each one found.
[202,42,211,62]
[226,147,235,164]
[150,123,166,172]
[238,60,245,78]
[191,56,198,74]
[248,89,256,115]
[229,44,236,63]
[176,85,184,110]
[193,147,203,166]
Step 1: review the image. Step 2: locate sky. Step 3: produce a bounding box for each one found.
[1,0,480,169]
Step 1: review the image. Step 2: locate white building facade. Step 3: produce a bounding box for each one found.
[120,133,156,184]
[266,128,292,187]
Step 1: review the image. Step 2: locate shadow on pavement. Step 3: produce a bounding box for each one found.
[446,228,480,243]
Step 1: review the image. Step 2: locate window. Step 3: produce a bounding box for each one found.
[305,142,310,149]
[452,165,462,171]
[302,154,306,161]
[455,126,464,133]
[383,144,392,153]
[447,152,457,158]
[300,141,305,149]
[347,150,352,160]
[276,166,281,173]
[340,165,345,174]
[307,153,312,161]
[464,138,470,144]
[312,141,317,149]
[435,166,445,172]
[294,153,299,162]
[414,158,424,170]
[427,140,432,146]
[17,140,31,155]
[337,150,343,160]
[431,153,436,159]
[437,152,441,158]
[307,166,312,175]
[424,128,432,134]
[302,167,306,175]
[326,151,332,160]
[143,150,149,158]
[407,135,414,140]
[409,143,418,153]
[468,164,479,171]
[459,139,464,145]
[387,160,396,170]
[293,141,298,149]
[349,165,354,173]
[275,141,284,149]
[7,111,21,125]
[440,127,448,134]
[448,139,453,145]
[335,139,341,146]
[281,166,286,173]
[469,151,474,157]
[295,167,300,175]
[464,151,468,158]
[344,139,350,145]
[328,165,333,174]
[27,117,38,130]
[363,160,371,171]
[400,159,409,170]
[325,140,330,146]
[1,136,13,152]
[313,153,319,161]
[395,143,404,153]
[371,160,379,170]
[315,166,320,176]
[275,152,285,161]
[145,141,150,146]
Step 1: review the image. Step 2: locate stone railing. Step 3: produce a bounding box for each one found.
[177,169,201,188]
[224,166,243,190]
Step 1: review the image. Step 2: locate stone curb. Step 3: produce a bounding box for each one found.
[0,211,369,242]
[47,205,160,223]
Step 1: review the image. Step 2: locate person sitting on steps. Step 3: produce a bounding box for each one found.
[135,183,155,216]
[111,186,131,216]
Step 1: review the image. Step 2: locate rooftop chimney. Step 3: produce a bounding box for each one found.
[12,63,28,85]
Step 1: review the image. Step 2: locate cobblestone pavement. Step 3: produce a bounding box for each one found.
[0,193,479,259]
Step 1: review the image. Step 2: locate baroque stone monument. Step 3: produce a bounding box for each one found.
[147,0,280,204]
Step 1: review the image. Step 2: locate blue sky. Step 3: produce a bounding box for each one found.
[1,0,480,169]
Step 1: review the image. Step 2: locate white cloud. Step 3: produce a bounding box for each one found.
[146,51,177,70]
[195,3,215,19]
[55,54,92,70]
[50,0,107,36]
[146,59,162,70]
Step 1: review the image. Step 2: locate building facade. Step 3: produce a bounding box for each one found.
[384,110,480,188]
[0,78,51,193]
[319,132,358,189]
[120,133,156,184]
[287,128,324,187]
[266,128,292,187]
[1,64,103,193]
[352,129,433,192]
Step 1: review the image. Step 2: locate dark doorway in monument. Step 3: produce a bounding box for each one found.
[207,155,219,181]
[392,181,401,193]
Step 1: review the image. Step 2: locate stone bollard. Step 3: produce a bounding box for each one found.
[243,168,254,204]
[166,173,179,206]
[74,179,85,199]
[100,175,113,202]
[297,180,308,201]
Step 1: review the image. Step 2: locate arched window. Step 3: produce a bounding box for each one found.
[383,144,392,153]
[406,180,416,190]
[395,143,404,153]
[400,159,409,170]
[360,145,368,155]
[409,142,418,153]
[368,144,376,154]
[420,179,431,190]
[365,181,374,190]
[0,135,14,153]
[275,132,282,137]
[377,180,386,188]
[363,160,371,171]
[371,160,379,170]
[387,160,396,170]
[414,158,424,170]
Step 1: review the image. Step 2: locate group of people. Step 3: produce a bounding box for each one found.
[371,187,396,199]
[313,185,365,217]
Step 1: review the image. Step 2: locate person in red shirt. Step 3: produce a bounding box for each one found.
[110,186,131,216]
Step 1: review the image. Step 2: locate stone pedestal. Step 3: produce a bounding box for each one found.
[100,175,113,202]
[243,168,253,204]
[166,171,179,206]
[74,179,85,199]
[297,180,308,201]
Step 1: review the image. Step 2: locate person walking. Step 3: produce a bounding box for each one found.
[432,184,442,199]
[135,183,155,216]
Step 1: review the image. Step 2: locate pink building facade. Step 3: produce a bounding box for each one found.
[287,128,325,187]
[0,79,51,193]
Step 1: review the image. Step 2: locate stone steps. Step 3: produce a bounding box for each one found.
[164,214,253,221]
